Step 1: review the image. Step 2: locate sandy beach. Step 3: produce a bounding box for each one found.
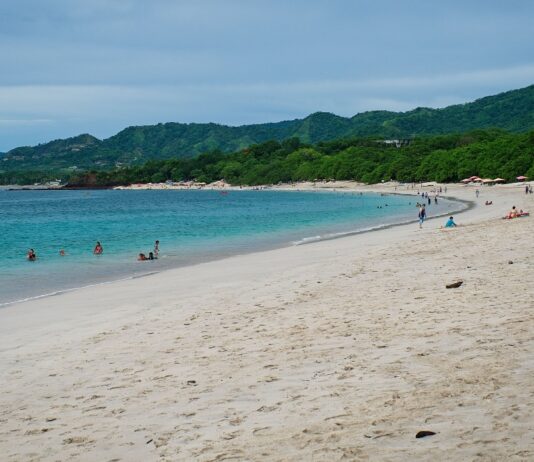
[1,183,533,461]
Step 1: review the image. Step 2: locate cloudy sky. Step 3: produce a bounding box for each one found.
[1,0,533,151]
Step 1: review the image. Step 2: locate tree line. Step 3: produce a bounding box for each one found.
[1,129,533,186]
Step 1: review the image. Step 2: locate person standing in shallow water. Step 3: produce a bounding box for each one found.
[93,241,103,255]
[154,240,160,258]
[27,249,37,261]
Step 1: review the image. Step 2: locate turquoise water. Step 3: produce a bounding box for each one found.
[0,189,462,305]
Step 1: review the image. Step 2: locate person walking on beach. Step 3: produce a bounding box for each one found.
[93,241,103,255]
[476,189,480,198]
[418,205,426,229]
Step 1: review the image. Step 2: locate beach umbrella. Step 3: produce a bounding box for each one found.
[461,178,471,183]
[482,178,495,183]
[516,176,528,181]
[493,178,505,183]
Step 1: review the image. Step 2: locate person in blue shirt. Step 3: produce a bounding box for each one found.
[445,216,457,228]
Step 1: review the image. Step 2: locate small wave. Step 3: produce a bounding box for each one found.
[293,219,415,245]
[292,235,322,245]
[0,271,160,308]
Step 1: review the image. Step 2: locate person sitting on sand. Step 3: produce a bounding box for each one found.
[27,248,37,261]
[93,241,103,255]
[508,206,518,219]
[485,200,493,205]
[138,253,147,261]
[444,216,457,228]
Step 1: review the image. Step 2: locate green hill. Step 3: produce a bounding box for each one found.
[1,84,533,172]
[61,128,534,187]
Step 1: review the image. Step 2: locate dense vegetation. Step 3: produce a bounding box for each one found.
[4,129,530,187]
[1,84,533,173]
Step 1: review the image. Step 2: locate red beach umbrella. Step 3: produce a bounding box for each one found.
[516,176,528,181]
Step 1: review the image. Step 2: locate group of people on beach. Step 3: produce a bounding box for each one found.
[415,191,441,228]
[415,190,458,229]
[27,240,160,262]
[474,185,530,219]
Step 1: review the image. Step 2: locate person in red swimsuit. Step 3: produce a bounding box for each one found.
[93,241,103,255]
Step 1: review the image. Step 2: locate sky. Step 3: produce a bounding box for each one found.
[1,0,533,151]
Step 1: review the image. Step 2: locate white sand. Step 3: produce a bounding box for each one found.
[1,183,533,461]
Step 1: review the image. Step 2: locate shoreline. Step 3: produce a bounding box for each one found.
[1,182,532,460]
[0,188,469,308]
[0,183,509,313]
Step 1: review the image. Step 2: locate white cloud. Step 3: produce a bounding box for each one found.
[0,118,53,126]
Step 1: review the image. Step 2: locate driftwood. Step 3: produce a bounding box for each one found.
[446,281,463,289]
[415,430,436,438]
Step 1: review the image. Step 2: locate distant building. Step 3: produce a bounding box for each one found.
[378,139,411,148]
[45,180,62,187]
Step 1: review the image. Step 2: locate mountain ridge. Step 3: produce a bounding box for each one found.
[1,84,533,172]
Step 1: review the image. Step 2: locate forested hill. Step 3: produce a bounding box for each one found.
[2,84,534,172]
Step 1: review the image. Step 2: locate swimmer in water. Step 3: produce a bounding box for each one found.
[93,241,103,255]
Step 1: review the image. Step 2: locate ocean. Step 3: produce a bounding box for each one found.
[0,188,464,305]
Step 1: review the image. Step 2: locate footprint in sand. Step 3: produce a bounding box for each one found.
[63,436,94,445]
